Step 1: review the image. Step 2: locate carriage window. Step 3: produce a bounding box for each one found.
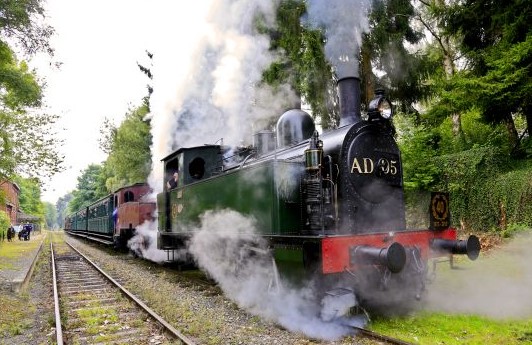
[124,191,135,202]
[189,157,205,179]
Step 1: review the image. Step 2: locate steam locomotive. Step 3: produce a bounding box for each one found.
[64,183,156,249]
[156,76,481,311]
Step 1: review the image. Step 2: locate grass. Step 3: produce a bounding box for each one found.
[371,313,532,345]
[0,232,48,338]
[0,294,34,337]
[0,231,45,269]
[77,307,120,335]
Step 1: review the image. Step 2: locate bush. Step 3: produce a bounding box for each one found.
[0,212,10,239]
[396,109,531,234]
[430,148,531,232]
[501,222,530,238]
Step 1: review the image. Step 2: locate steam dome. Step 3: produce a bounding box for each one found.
[276,109,315,149]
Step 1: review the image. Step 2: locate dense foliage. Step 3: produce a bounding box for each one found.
[0,211,9,238]
[0,0,63,179]
[13,175,44,220]
[99,101,152,192]
[55,193,72,228]
[43,201,57,229]
[262,0,337,128]
[67,164,108,213]
[0,0,62,226]
[364,0,429,112]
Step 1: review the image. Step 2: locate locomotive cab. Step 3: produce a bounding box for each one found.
[162,145,224,189]
[159,146,224,250]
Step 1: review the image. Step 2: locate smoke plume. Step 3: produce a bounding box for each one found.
[146,0,375,190]
[127,219,168,262]
[187,209,366,341]
[305,0,372,79]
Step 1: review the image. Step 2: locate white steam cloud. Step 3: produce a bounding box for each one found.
[424,232,532,319]
[127,219,168,262]
[127,217,187,264]
[305,0,372,78]
[187,209,366,341]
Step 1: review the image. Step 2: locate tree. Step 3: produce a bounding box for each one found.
[96,49,153,192]
[137,50,154,111]
[0,1,63,184]
[43,201,57,229]
[363,0,427,114]
[13,175,44,219]
[55,193,72,227]
[443,0,531,153]
[98,117,118,155]
[99,102,152,192]
[0,0,54,56]
[0,211,9,240]
[263,0,337,128]
[263,0,430,128]
[411,0,465,136]
[68,164,107,212]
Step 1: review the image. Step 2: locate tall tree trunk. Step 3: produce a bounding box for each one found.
[503,113,519,150]
[441,36,463,138]
[360,41,374,108]
[526,105,532,138]
[430,0,463,138]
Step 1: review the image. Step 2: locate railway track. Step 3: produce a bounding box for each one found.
[51,240,196,345]
[352,326,413,345]
[72,236,219,293]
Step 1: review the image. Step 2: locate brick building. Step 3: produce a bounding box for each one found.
[1,180,20,225]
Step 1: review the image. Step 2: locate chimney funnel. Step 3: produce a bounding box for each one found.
[338,77,361,127]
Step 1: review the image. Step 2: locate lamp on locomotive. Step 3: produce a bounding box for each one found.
[368,89,393,121]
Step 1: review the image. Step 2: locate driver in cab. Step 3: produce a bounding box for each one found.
[167,171,179,190]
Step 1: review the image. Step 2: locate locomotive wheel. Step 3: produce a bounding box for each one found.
[233,244,280,293]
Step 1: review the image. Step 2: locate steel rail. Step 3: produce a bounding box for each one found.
[352,326,413,345]
[50,242,64,345]
[65,240,196,345]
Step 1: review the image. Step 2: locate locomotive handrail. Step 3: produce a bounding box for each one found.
[239,152,256,168]
[323,177,338,221]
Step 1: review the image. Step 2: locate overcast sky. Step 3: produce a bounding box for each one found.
[31,0,206,203]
